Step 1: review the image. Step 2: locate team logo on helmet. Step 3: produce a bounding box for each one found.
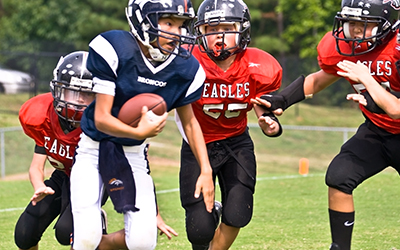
[383,0,400,10]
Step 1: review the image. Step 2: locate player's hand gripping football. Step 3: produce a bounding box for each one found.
[31,186,55,206]
[136,106,168,139]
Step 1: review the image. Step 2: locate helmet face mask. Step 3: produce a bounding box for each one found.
[194,0,251,61]
[333,0,400,56]
[126,0,196,61]
[50,51,95,126]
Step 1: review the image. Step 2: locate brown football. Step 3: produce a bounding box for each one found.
[118,93,167,127]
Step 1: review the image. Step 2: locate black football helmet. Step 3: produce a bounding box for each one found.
[125,0,196,61]
[333,0,400,56]
[194,0,251,61]
[50,51,95,126]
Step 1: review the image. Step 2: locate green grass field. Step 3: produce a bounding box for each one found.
[1,93,399,249]
[1,169,399,249]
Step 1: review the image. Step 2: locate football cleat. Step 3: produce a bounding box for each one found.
[329,243,341,250]
[214,200,223,228]
[101,209,108,235]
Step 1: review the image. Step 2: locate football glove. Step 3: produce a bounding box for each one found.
[260,75,305,111]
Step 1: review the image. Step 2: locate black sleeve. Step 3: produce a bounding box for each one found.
[34,145,46,155]
[260,75,305,111]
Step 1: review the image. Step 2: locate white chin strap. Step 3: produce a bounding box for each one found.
[148,45,169,62]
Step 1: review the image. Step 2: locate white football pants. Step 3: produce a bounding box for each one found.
[70,133,157,250]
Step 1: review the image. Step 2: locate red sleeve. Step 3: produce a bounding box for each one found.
[317,32,348,76]
[19,93,54,147]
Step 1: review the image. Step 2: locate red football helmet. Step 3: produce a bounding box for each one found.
[50,51,95,125]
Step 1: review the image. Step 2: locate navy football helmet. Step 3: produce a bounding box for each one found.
[50,51,95,126]
[333,0,400,56]
[125,0,196,61]
[194,0,251,61]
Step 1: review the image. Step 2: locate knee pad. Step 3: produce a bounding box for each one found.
[125,241,156,250]
[325,157,356,195]
[125,230,157,250]
[185,202,216,245]
[14,210,44,249]
[124,210,157,250]
[222,185,253,228]
[55,212,73,245]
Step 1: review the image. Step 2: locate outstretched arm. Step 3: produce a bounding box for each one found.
[176,104,214,213]
[251,70,339,115]
[29,152,55,206]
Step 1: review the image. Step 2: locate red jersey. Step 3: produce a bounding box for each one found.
[317,31,400,134]
[19,93,82,176]
[192,46,282,143]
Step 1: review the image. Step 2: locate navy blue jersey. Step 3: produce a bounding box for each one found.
[81,30,205,146]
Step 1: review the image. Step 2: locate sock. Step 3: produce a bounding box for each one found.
[329,209,355,250]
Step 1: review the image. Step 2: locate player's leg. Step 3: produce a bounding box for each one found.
[210,131,256,250]
[14,170,65,250]
[180,140,218,249]
[123,148,157,250]
[70,135,104,250]
[54,177,74,246]
[325,122,389,250]
[210,223,239,250]
[98,229,127,250]
[54,203,73,246]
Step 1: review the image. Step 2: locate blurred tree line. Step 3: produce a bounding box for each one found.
[0,0,354,107]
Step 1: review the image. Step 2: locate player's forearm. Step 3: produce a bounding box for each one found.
[304,70,338,96]
[184,121,212,174]
[362,76,400,119]
[28,153,47,191]
[29,164,46,191]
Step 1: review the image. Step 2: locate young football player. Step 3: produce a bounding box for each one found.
[176,0,283,249]
[14,51,101,250]
[69,0,214,249]
[14,50,179,250]
[252,1,400,249]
